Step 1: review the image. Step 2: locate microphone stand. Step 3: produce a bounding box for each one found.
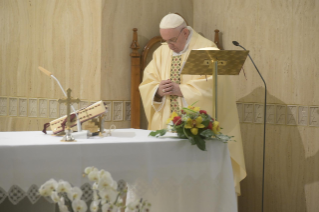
[233,42,267,212]
[51,75,82,132]
[39,67,82,132]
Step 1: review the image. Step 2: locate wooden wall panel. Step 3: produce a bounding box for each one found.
[0,0,103,131]
[0,0,101,100]
[238,123,263,212]
[37,0,101,100]
[254,0,294,105]
[0,117,52,131]
[0,0,193,131]
[264,125,319,212]
[194,0,319,211]
[292,0,319,106]
[101,0,193,101]
[0,0,30,97]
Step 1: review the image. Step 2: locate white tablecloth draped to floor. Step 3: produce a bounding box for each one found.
[0,129,237,212]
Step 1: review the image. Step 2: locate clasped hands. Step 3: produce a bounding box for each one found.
[157,79,183,97]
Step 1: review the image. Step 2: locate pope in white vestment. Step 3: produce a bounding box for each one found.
[139,14,246,195]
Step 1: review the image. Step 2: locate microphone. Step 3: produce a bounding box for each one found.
[232,41,263,81]
[232,41,239,46]
[232,41,267,212]
[39,66,82,132]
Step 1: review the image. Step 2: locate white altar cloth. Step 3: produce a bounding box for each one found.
[0,129,237,212]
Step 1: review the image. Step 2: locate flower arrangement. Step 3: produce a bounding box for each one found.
[149,104,233,151]
[39,167,151,212]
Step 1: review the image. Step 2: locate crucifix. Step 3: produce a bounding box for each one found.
[58,88,80,142]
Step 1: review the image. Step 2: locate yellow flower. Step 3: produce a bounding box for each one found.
[184,116,205,135]
[187,105,200,112]
[166,111,178,124]
[212,121,221,134]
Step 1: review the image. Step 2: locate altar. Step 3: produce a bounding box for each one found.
[0,129,237,212]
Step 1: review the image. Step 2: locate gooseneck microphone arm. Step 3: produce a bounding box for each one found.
[232,41,267,89]
[51,75,68,97]
[232,41,267,212]
[38,66,82,132]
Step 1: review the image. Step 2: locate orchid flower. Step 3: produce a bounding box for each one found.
[56,180,72,193]
[98,176,114,191]
[92,190,99,201]
[166,111,178,124]
[50,191,59,203]
[67,187,83,201]
[58,198,69,212]
[99,188,118,204]
[101,203,118,212]
[38,179,57,196]
[92,182,98,190]
[212,121,221,134]
[38,185,51,196]
[184,116,205,135]
[72,199,88,212]
[127,200,141,211]
[58,202,69,212]
[84,166,94,175]
[90,200,100,212]
[88,169,99,182]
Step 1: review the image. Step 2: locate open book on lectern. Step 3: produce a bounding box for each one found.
[181,47,249,76]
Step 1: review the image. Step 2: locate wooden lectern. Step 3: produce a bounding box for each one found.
[181,48,249,120]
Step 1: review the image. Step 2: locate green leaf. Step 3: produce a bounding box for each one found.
[201,119,210,127]
[177,133,188,139]
[188,136,196,145]
[194,136,206,151]
[149,129,167,137]
[174,124,184,129]
[200,129,215,138]
[176,128,187,139]
[215,133,232,142]
[176,127,183,134]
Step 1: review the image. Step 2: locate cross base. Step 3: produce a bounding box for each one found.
[61,128,76,142]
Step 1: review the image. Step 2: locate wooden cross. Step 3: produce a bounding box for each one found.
[58,88,80,130]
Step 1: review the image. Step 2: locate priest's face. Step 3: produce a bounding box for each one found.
[160,27,189,53]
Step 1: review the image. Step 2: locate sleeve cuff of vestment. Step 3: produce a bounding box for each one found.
[152,88,165,112]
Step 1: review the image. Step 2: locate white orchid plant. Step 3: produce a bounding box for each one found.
[39,167,151,212]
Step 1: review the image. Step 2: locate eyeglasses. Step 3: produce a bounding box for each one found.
[164,27,186,44]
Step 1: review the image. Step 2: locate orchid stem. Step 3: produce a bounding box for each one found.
[183,127,190,138]
[191,101,198,106]
[113,192,121,205]
[183,108,197,113]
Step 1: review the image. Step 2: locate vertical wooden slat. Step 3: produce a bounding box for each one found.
[130,28,141,129]
[214,29,223,50]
